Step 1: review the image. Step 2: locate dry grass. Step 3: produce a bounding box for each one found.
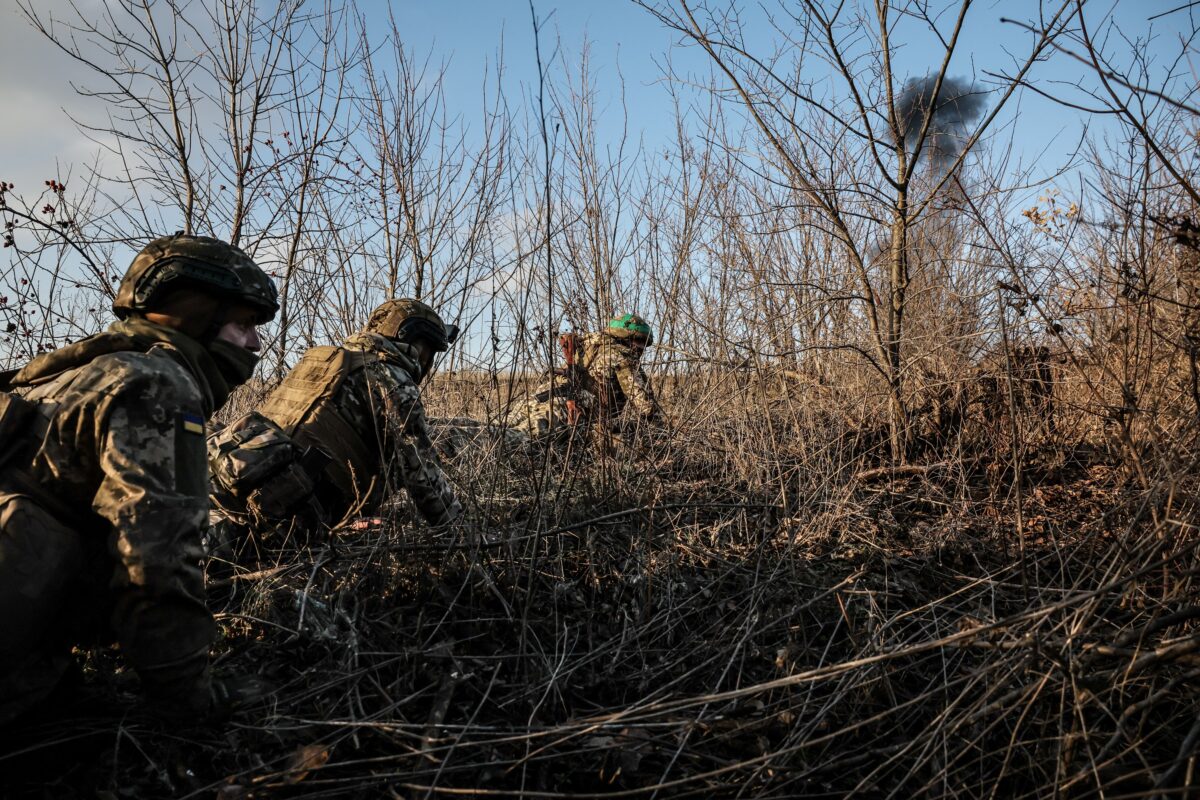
[2,357,1198,799]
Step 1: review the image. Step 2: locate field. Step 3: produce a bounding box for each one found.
[3,361,1198,798]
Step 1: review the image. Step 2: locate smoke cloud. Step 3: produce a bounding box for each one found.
[894,75,987,172]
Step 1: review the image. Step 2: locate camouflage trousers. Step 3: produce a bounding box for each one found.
[503,392,597,442]
[428,416,534,460]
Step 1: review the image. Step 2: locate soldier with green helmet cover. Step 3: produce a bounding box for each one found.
[0,233,278,725]
[509,312,661,439]
[605,313,655,347]
[206,297,462,542]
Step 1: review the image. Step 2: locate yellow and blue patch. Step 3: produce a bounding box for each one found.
[180,412,205,435]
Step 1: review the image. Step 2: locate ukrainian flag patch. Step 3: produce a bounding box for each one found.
[181,412,205,435]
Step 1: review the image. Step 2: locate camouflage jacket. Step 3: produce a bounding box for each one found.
[564,332,659,420]
[258,331,462,527]
[0,319,221,720]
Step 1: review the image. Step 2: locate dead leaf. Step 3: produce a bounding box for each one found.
[284,744,330,784]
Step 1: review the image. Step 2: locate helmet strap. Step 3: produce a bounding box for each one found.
[200,304,229,345]
[407,338,437,382]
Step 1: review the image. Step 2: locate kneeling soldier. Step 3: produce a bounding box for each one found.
[208,299,463,538]
[0,234,278,724]
[511,313,661,439]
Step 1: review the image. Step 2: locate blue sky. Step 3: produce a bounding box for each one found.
[363,0,1194,186]
[1,1,1192,203]
[0,0,1194,362]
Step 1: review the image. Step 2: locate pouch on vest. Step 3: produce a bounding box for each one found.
[208,412,333,525]
[245,444,331,523]
[247,463,316,521]
[209,412,300,488]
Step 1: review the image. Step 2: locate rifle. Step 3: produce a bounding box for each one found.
[558,333,583,425]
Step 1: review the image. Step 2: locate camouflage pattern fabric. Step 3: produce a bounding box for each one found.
[576,331,659,419]
[0,326,220,724]
[257,331,462,528]
[427,416,533,461]
[208,411,321,529]
[509,332,660,438]
[506,377,597,440]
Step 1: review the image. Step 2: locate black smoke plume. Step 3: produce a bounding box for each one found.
[895,75,987,173]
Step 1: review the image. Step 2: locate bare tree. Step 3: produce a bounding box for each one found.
[636,0,1077,459]
[357,12,509,310]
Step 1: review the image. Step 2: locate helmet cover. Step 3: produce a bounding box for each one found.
[113,233,279,323]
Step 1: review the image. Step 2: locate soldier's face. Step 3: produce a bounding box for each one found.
[216,305,264,352]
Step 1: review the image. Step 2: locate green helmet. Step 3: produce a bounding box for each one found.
[605,313,653,347]
[364,298,459,352]
[113,233,279,323]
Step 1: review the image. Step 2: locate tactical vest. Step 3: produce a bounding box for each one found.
[258,346,381,512]
[0,333,156,495]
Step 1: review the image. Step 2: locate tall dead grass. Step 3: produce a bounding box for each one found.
[12,340,1197,798]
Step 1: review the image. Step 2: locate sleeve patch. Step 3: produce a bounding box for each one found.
[180,412,205,435]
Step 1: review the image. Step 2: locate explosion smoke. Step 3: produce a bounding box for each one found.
[895,75,987,173]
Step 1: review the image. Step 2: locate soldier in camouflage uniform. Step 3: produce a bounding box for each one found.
[0,234,278,725]
[510,313,661,439]
[208,298,463,536]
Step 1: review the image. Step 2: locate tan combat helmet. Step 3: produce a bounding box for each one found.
[364,298,459,352]
[113,233,279,323]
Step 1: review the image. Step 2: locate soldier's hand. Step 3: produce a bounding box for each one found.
[344,516,385,532]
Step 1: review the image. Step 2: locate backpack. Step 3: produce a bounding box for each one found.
[0,390,37,475]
